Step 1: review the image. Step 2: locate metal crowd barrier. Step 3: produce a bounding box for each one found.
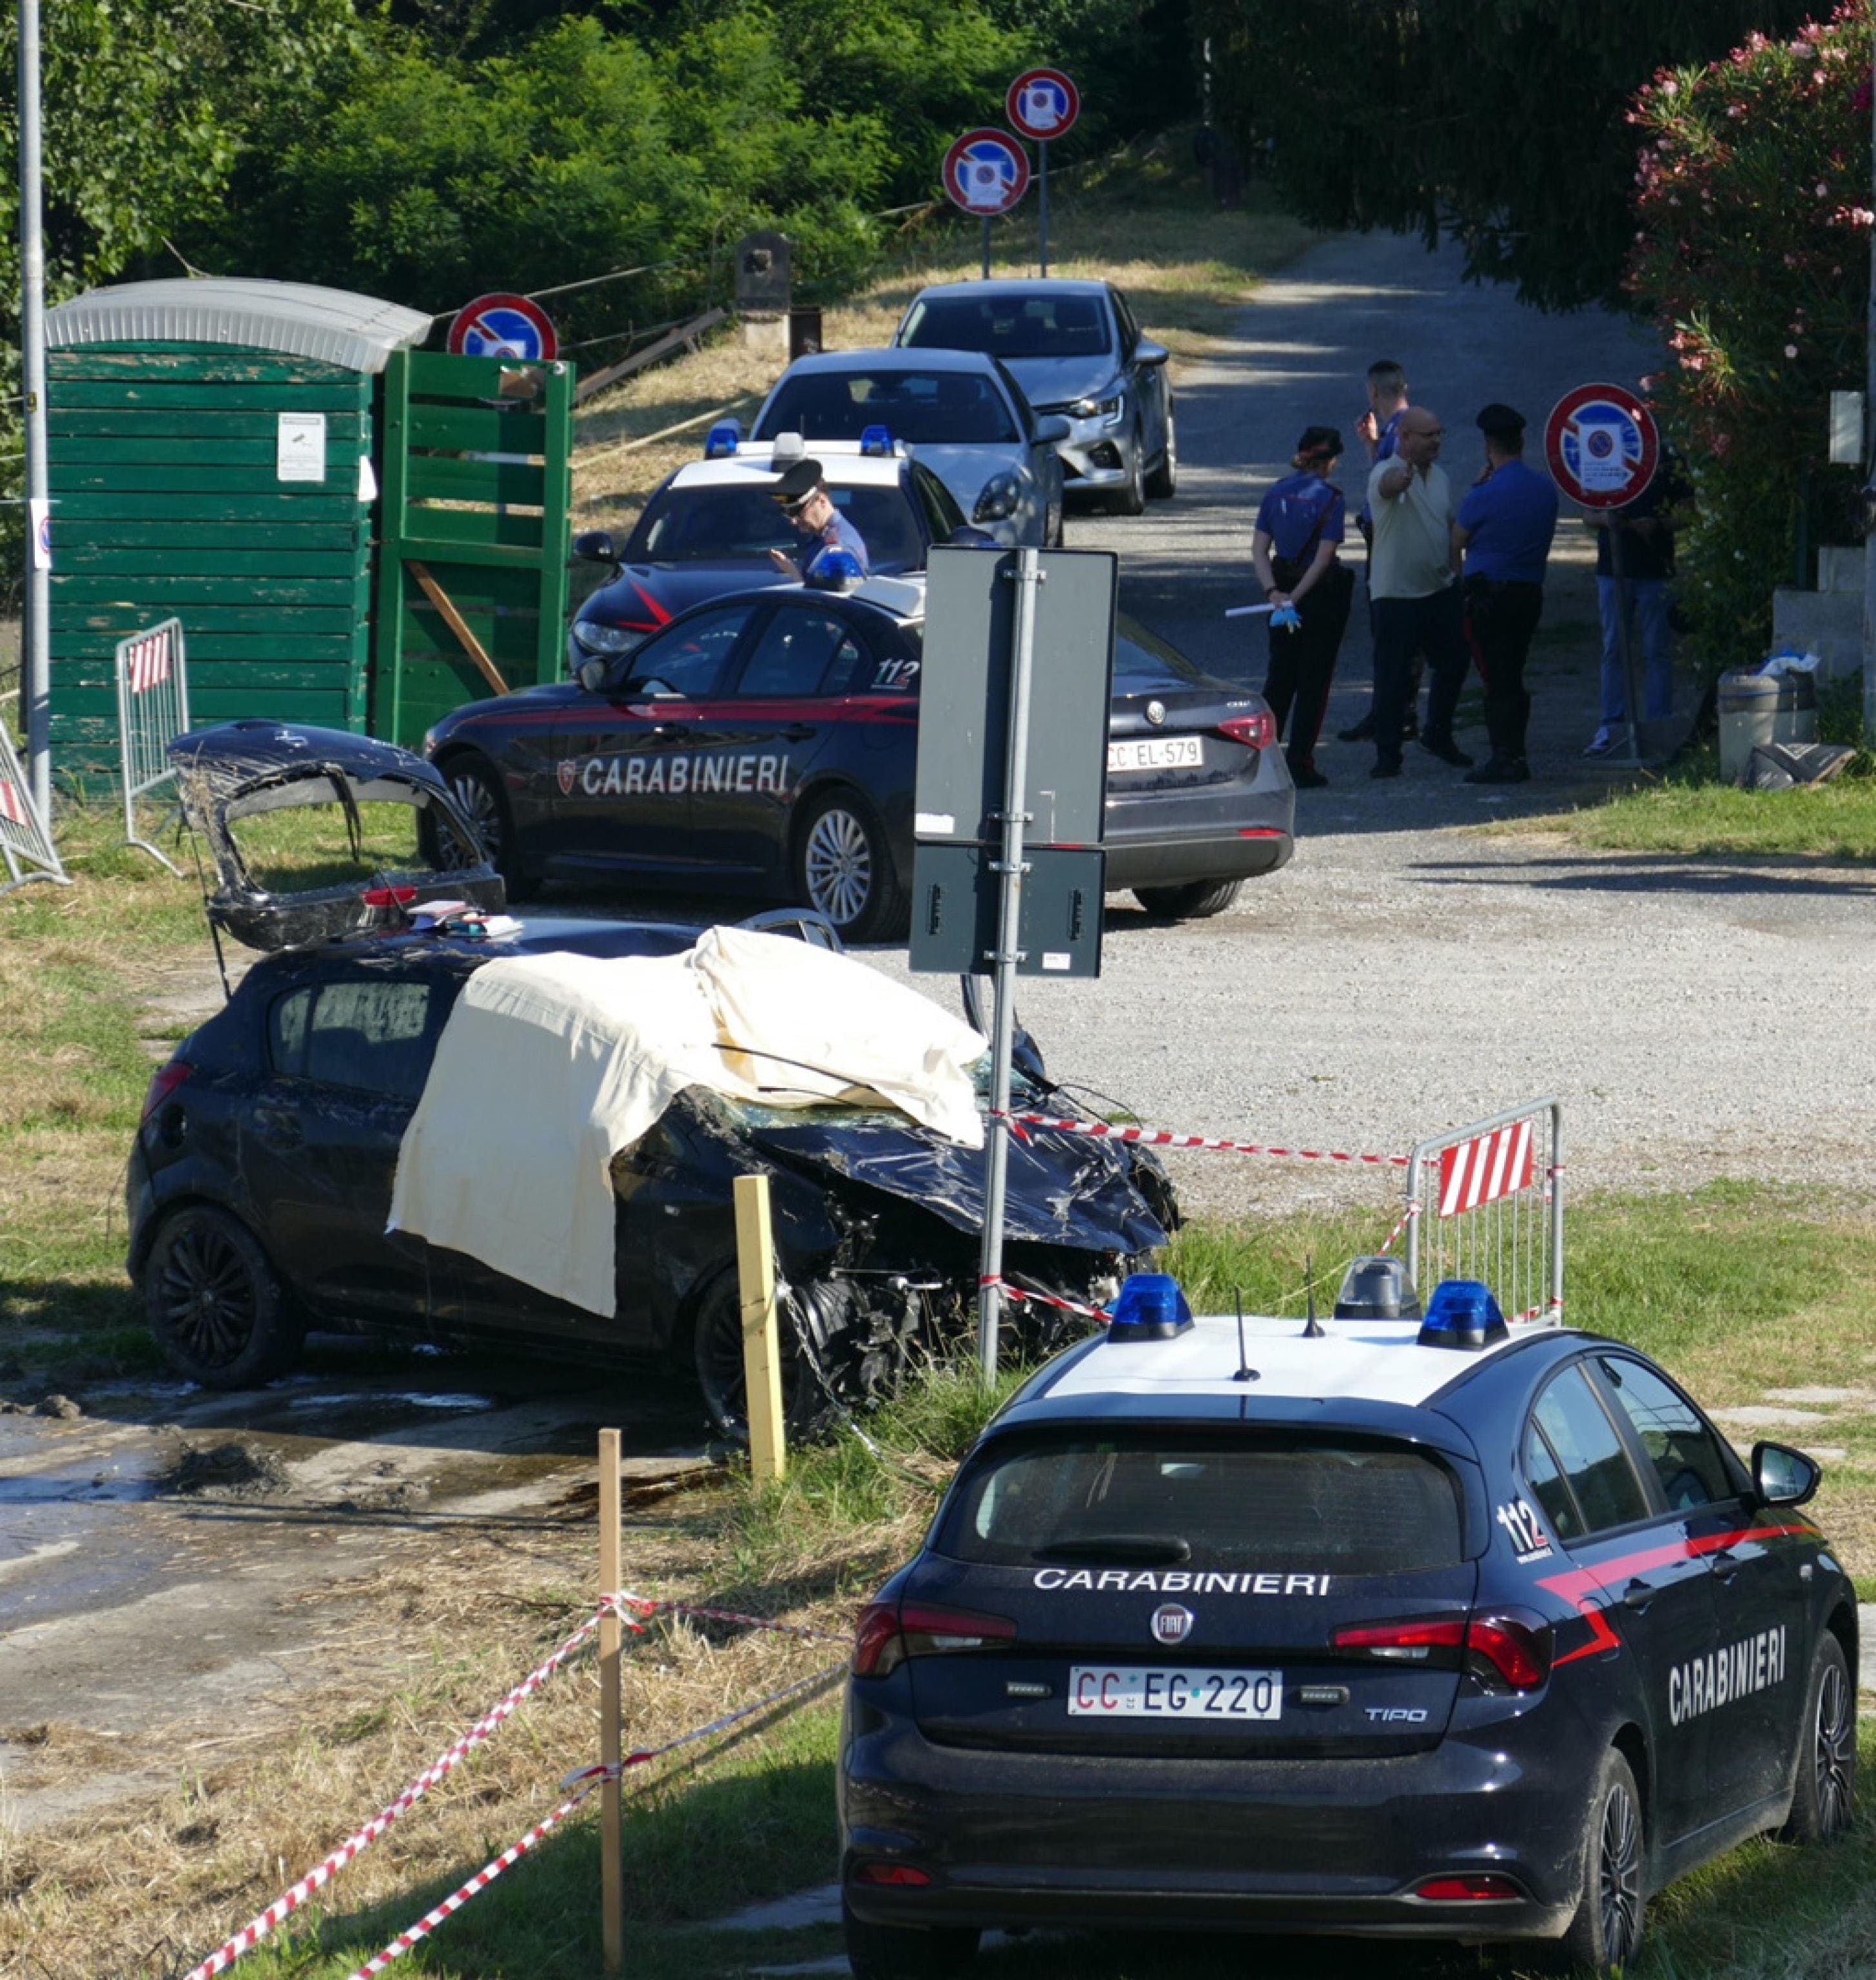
[115,617,190,873]
[1404,1098,1563,1325]
[0,720,68,894]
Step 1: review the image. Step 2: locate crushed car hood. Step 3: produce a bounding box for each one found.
[743,1110,1168,1254]
[170,720,505,952]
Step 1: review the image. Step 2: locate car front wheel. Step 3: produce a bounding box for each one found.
[1133,878,1242,920]
[794,789,906,942]
[445,755,538,901]
[1559,1749,1646,1975]
[1145,402,1178,500]
[144,1205,303,1388]
[690,1267,845,1444]
[1782,1631,1855,1842]
[1109,430,1147,516]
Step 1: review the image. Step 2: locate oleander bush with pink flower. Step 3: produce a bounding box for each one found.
[1628,1,1873,678]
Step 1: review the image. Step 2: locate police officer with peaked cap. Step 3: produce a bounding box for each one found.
[768,458,871,580]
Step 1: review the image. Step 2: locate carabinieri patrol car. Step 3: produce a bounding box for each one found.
[839,1268,1855,1977]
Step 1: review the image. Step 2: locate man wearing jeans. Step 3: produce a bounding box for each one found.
[1585,454,1688,755]
[1365,408,1472,778]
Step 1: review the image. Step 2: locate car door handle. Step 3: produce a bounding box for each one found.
[1621,1577,1656,1611]
[253,1107,304,1152]
[779,723,815,741]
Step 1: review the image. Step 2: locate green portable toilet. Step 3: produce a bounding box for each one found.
[44,278,430,770]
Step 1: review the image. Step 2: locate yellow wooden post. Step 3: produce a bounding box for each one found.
[733,1173,787,1484]
[598,1427,623,1975]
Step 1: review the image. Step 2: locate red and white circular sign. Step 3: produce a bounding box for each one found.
[447,291,558,362]
[942,129,1031,216]
[1006,68,1080,142]
[1544,383,1659,510]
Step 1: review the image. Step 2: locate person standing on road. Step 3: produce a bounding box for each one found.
[1341,359,1416,746]
[1365,408,1472,778]
[1251,426,1354,788]
[1583,449,1690,755]
[1452,403,1559,784]
[768,459,870,579]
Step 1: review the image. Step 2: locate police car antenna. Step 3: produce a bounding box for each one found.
[1302,1254,1325,1337]
[1232,1291,1257,1383]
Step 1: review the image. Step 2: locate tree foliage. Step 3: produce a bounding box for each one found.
[1193,0,1819,309]
[1627,1,1873,675]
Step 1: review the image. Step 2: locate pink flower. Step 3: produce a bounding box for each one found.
[1785,344,1799,357]
[1817,182,1831,196]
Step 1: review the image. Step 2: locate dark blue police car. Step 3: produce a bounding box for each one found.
[839,1270,1855,1976]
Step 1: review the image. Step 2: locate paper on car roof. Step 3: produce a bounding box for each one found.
[387,926,986,1317]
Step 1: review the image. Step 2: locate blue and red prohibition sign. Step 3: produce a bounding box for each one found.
[447,292,558,362]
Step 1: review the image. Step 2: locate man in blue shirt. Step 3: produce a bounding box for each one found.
[1452,403,1559,784]
[1251,426,1354,786]
[769,459,870,579]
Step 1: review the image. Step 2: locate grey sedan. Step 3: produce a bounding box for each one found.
[894,278,1175,515]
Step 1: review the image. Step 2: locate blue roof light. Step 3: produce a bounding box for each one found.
[804,546,866,592]
[859,423,894,457]
[1417,1279,1508,1352]
[704,420,742,458]
[1106,1272,1193,1343]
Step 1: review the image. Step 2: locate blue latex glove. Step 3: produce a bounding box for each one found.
[1270,603,1302,632]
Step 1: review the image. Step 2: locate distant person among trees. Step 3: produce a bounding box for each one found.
[1342,358,1417,746]
[1250,426,1355,788]
[1365,407,1472,777]
[1452,403,1559,784]
[1583,448,1691,756]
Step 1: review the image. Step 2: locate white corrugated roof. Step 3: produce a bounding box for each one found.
[1047,1313,1523,1410]
[46,279,432,375]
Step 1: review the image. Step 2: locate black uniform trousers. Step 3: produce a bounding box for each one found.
[1464,577,1545,763]
[1262,560,1353,773]
[1370,583,1468,772]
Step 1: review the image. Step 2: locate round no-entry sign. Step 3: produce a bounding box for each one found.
[943,129,1031,215]
[1006,69,1080,142]
[447,291,558,362]
[1545,383,1659,510]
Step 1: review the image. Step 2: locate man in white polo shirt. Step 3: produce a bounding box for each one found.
[1365,407,1472,778]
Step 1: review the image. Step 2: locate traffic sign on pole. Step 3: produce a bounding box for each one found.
[1543,383,1659,510]
[1006,68,1079,141]
[447,292,559,362]
[942,129,1031,217]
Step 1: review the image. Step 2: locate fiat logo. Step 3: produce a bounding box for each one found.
[1146,699,1167,727]
[1150,1603,1194,1646]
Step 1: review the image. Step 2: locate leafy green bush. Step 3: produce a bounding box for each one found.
[1627,3,1873,678]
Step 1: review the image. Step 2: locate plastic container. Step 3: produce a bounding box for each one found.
[1718,670,1817,784]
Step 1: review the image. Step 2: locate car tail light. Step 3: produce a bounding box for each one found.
[141,1059,193,1122]
[1413,1874,1523,1903]
[361,885,419,909]
[851,1600,1015,1679]
[853,1862,933,1887]
[1333,1614,1550,1692]
[1215,713,1275,750]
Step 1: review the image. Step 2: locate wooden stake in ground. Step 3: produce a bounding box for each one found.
[598,1426,623,1975]
[733,1173,787,1483]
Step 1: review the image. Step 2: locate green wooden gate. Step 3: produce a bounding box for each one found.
[373,349,574,749]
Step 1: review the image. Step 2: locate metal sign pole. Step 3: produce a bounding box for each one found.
[1610,521,1644,766]
[977,547,1042,1381]
[1039,140,1050,277]
[19,0,51,813]
[981,216,992,282]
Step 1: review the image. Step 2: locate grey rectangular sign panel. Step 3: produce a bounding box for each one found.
[914,546,1116,849]
[907,841,1105,979]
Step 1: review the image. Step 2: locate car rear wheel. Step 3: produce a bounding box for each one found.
[795,789,906,942]
[1782,1633,1855,1842]
[445,755,538,902]
[144,1205,304,1389]
[843,1899,979,1980]
[1558,1749,1646,1975]
[1145,403,1178,500]
[1133,878,1243,920]
[1108,431,1147,516]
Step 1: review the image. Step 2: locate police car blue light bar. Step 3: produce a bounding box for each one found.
[1417,1279,1508,1351]
[859,423,894,457]
[805,547,867,592]
[1106,1272,1193,1342]
[704,420,742,458]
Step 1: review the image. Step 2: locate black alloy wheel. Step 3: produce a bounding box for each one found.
[1145,402,1178,500]
[1110,428,1147,516]
[445,756,537,899]
[690,1268,844,1444]
[1561,1749,1646,1974]
[1783,1633,1856,1842]
[144,1205,302,1388]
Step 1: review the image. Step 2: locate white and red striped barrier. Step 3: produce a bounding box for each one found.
[1438,1121,1536,1217]
[1000,1110,1409,1169]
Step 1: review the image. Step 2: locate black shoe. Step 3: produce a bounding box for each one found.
[1369,759,1402,779]
[1337,718,1376,743]
[1401,715,1420,742]
[1463,756,1530,784]
[1418,733,1474,769]
[1290,764,1329,788]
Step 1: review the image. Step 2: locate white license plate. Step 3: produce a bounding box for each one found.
[1067,1666,1282,1719]
[1107,736,1202,773]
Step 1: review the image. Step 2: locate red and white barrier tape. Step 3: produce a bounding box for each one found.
[999,1110,1409,1168]
[980,1275,1111,1325]
[183,1613,614,1980]
[608,1589,855,1647]
[1375,1202,1420,1257]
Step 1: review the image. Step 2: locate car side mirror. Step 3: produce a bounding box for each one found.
[1033,414,1071,445]
[572,529,618,563]
[1752,1440,1821,1508]
[1134,341,1170,369]
[946,525,1001,549]
[576,658,608,694]
[959,974,1049,1086]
